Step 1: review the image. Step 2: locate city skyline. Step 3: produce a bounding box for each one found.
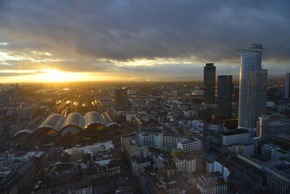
[1,1,290,83]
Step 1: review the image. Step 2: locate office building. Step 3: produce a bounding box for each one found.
[264,162,290,194]
[285,73,290,98]
[217,75,233,119]
[114,88,129,109]
[238,44,267,128]
[257,115,290,137]
[221,129,250,146]
[204,63,216,104]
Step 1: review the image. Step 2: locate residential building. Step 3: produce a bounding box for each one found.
[136,131,202,152]
[176,139,202,153]
[173,155,197,172]
[197,173,228,194]
[122,137,150,158]
[206,160,231,182]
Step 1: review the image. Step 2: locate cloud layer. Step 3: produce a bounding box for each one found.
[1,0,290,81]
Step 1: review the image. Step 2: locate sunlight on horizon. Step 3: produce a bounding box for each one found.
[0,69,125,83]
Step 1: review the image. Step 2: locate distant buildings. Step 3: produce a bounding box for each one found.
[204,63,216,104]
[122,131,204,176]
[238,44,268,128]
[217,75,233,119]
[0,84,18,105]
[285,73,290,98]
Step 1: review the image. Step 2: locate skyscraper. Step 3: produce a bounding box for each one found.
[285,73,290,98]
[238,44,267,128]
[204,63,216,104]
[217,75,233,119]
[114,88,129,109]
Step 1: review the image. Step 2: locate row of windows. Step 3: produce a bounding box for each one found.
[267,175,289,194]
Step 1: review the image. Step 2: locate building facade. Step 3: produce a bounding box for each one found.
[197,173,228,194]
[257,115,290,137]
[221,129,250,146]
[173,156,197,172]
[238,44,267,128]
[217,75,233,119]
[204,63,216,104]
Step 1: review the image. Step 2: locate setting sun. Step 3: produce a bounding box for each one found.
[39,69,77,82]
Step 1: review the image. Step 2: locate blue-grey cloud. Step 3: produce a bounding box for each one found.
[0,0,290,75]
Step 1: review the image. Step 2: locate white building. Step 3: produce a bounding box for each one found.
[173,156,196,172]
[123,137,149,158]
[64,141,114,159]
[206,160,231,183]
[183,120,204,132]
[177,139,202,153]
[137,131,202,152]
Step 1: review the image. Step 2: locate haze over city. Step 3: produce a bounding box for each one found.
[2,2,290,193]
[1,0,290,83]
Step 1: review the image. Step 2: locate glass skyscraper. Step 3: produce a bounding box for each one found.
[238,44,267,128]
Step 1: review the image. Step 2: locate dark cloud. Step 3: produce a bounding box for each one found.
[0,0,290,70]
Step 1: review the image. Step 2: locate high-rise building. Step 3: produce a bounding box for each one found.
[204,63,216,104]
[238,44,267,128]
[114,88,129,109]
[217,75,233,119]
[285,73,290,98]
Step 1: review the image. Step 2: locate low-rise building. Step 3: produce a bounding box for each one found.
[197,173,228,194]
[221,129,249,146]
[131,157,151,176]
[176,139,202,153]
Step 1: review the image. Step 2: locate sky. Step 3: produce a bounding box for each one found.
[0,0,290,83]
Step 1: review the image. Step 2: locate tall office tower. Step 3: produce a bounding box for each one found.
[238,44,268,128]
[114,88,129,109]
[285,73,290,98]
[204,63,216,104]
[217,75,233,119]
